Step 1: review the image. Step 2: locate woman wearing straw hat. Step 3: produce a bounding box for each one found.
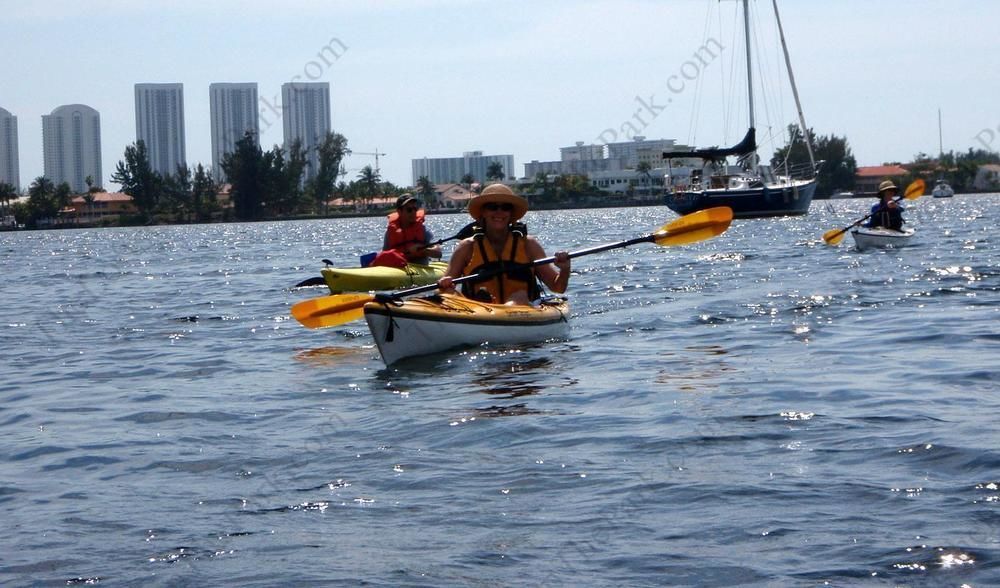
[436,183,570,305]
[866,180,906,231]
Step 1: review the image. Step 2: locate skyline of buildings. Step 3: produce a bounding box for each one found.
[2,84,690,195]
[0,107,19,189]
[41,104,102,194]
[412,151,516,186]
[135,83,187,177]
[281,82,331,182]
[210,83,260,182]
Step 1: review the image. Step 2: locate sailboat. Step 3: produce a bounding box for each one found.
[932,108,955,198]
[662,0,818,218]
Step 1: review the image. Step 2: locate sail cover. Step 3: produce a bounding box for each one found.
[663,128,756,161]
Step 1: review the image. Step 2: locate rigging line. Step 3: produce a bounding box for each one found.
[688,0,717,146]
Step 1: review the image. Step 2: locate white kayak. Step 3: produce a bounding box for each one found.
[363,293,570,365]
[850,227,915,251]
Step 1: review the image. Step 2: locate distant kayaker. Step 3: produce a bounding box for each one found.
[374,193,443,267]
[437,184,570,305]
[867,180,905,231]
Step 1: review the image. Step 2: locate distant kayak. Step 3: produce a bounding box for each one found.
[322,261,448,293]
[364,293,570,365]
[851,227,915,251]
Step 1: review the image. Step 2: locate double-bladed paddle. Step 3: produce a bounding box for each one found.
[291,206,734,329]
[822,179,925,246]
[292,222,480,288]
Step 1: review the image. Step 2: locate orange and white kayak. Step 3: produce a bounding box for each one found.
[363,293,570,365]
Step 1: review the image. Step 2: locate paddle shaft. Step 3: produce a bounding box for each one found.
[373,232,658,303]
[294,223,476,287]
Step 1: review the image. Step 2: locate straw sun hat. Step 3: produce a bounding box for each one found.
[467,184,529,221]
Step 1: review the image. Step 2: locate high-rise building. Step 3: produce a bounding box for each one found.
[135,83,186,177]
[0,106,19,189]
[411,151,515,185]
[42,104,102,193]
[281,82,330,181]
[210,82,259,182]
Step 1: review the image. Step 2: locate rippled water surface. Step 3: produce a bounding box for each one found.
[1,195,998,586]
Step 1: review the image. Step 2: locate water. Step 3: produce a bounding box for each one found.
[1,195,998,586]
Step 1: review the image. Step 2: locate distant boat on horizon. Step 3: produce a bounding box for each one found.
[933,108,955,198]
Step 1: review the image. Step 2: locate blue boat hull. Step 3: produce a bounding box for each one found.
[664,180,817,218]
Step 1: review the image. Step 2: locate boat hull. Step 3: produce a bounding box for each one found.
[664,180,816,218]
[322,261,447,293]
[364,293,570,365]
[850,227,915,251]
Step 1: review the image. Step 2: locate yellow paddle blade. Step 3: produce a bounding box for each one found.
[291,292,375,329]
[653,206,733,246]
[822,228,847,246]
[904,178,925,199]
[298,305,367,329]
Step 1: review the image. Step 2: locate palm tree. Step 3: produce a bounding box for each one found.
[416,176,435,207]
[460,173,475,190]
[636,161,653,198]
[486,162,505,182]
[357,165,381,209]
[83,176,98,224]
[0,182,17,222]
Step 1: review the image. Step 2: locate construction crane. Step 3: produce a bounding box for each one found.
[347,149,386,175]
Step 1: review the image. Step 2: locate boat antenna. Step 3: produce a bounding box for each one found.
[938,108,944,158]
[772,0,816,173]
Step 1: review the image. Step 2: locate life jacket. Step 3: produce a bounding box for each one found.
[868,202,905,231]
[385,209,428,251]
[461,226,540,303]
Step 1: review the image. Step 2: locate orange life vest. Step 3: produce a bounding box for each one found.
[461,229,540,303]
[385,209,427,252]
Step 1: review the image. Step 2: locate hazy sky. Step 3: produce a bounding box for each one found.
[4,0,999,190]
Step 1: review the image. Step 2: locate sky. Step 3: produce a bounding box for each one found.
[3,0,1000,191]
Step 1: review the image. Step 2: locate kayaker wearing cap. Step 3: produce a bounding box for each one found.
[866,180,905,231]
[379,193,442,265]
[437,184,570,305]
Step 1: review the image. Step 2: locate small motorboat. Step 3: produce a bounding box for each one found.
[850,226,915,251]
[322,261,447,293]
[363,293,570,365]
[932,180,954,198]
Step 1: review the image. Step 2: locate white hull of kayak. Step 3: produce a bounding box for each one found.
[851,227,915,251]
[364,293,570,365]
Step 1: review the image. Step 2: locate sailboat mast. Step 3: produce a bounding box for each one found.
[772,0,816,172]
[938,108,944,157]
[743,0,755,131]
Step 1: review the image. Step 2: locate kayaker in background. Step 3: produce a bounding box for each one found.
[867,180,905,231]
[437,184,570,305]
[372,194,443,267]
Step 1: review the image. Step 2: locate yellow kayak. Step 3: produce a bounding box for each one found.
[321,261,448,293]
[364,293,570,365]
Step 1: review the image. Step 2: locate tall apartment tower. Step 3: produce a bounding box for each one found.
[281,82,331,181]
[42,104,102,193]
[135,83,186,177]
[0,107,19,189]
[209,82,259,182]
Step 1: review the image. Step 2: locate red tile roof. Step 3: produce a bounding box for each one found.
[70,191,134,203]
[856,165,908,177]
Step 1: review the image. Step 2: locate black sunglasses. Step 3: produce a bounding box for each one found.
[483,202,514,212]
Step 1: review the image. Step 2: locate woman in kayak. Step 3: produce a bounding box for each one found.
[375,193,443,266]
[437,184,570,305]
[867,180,905,231]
